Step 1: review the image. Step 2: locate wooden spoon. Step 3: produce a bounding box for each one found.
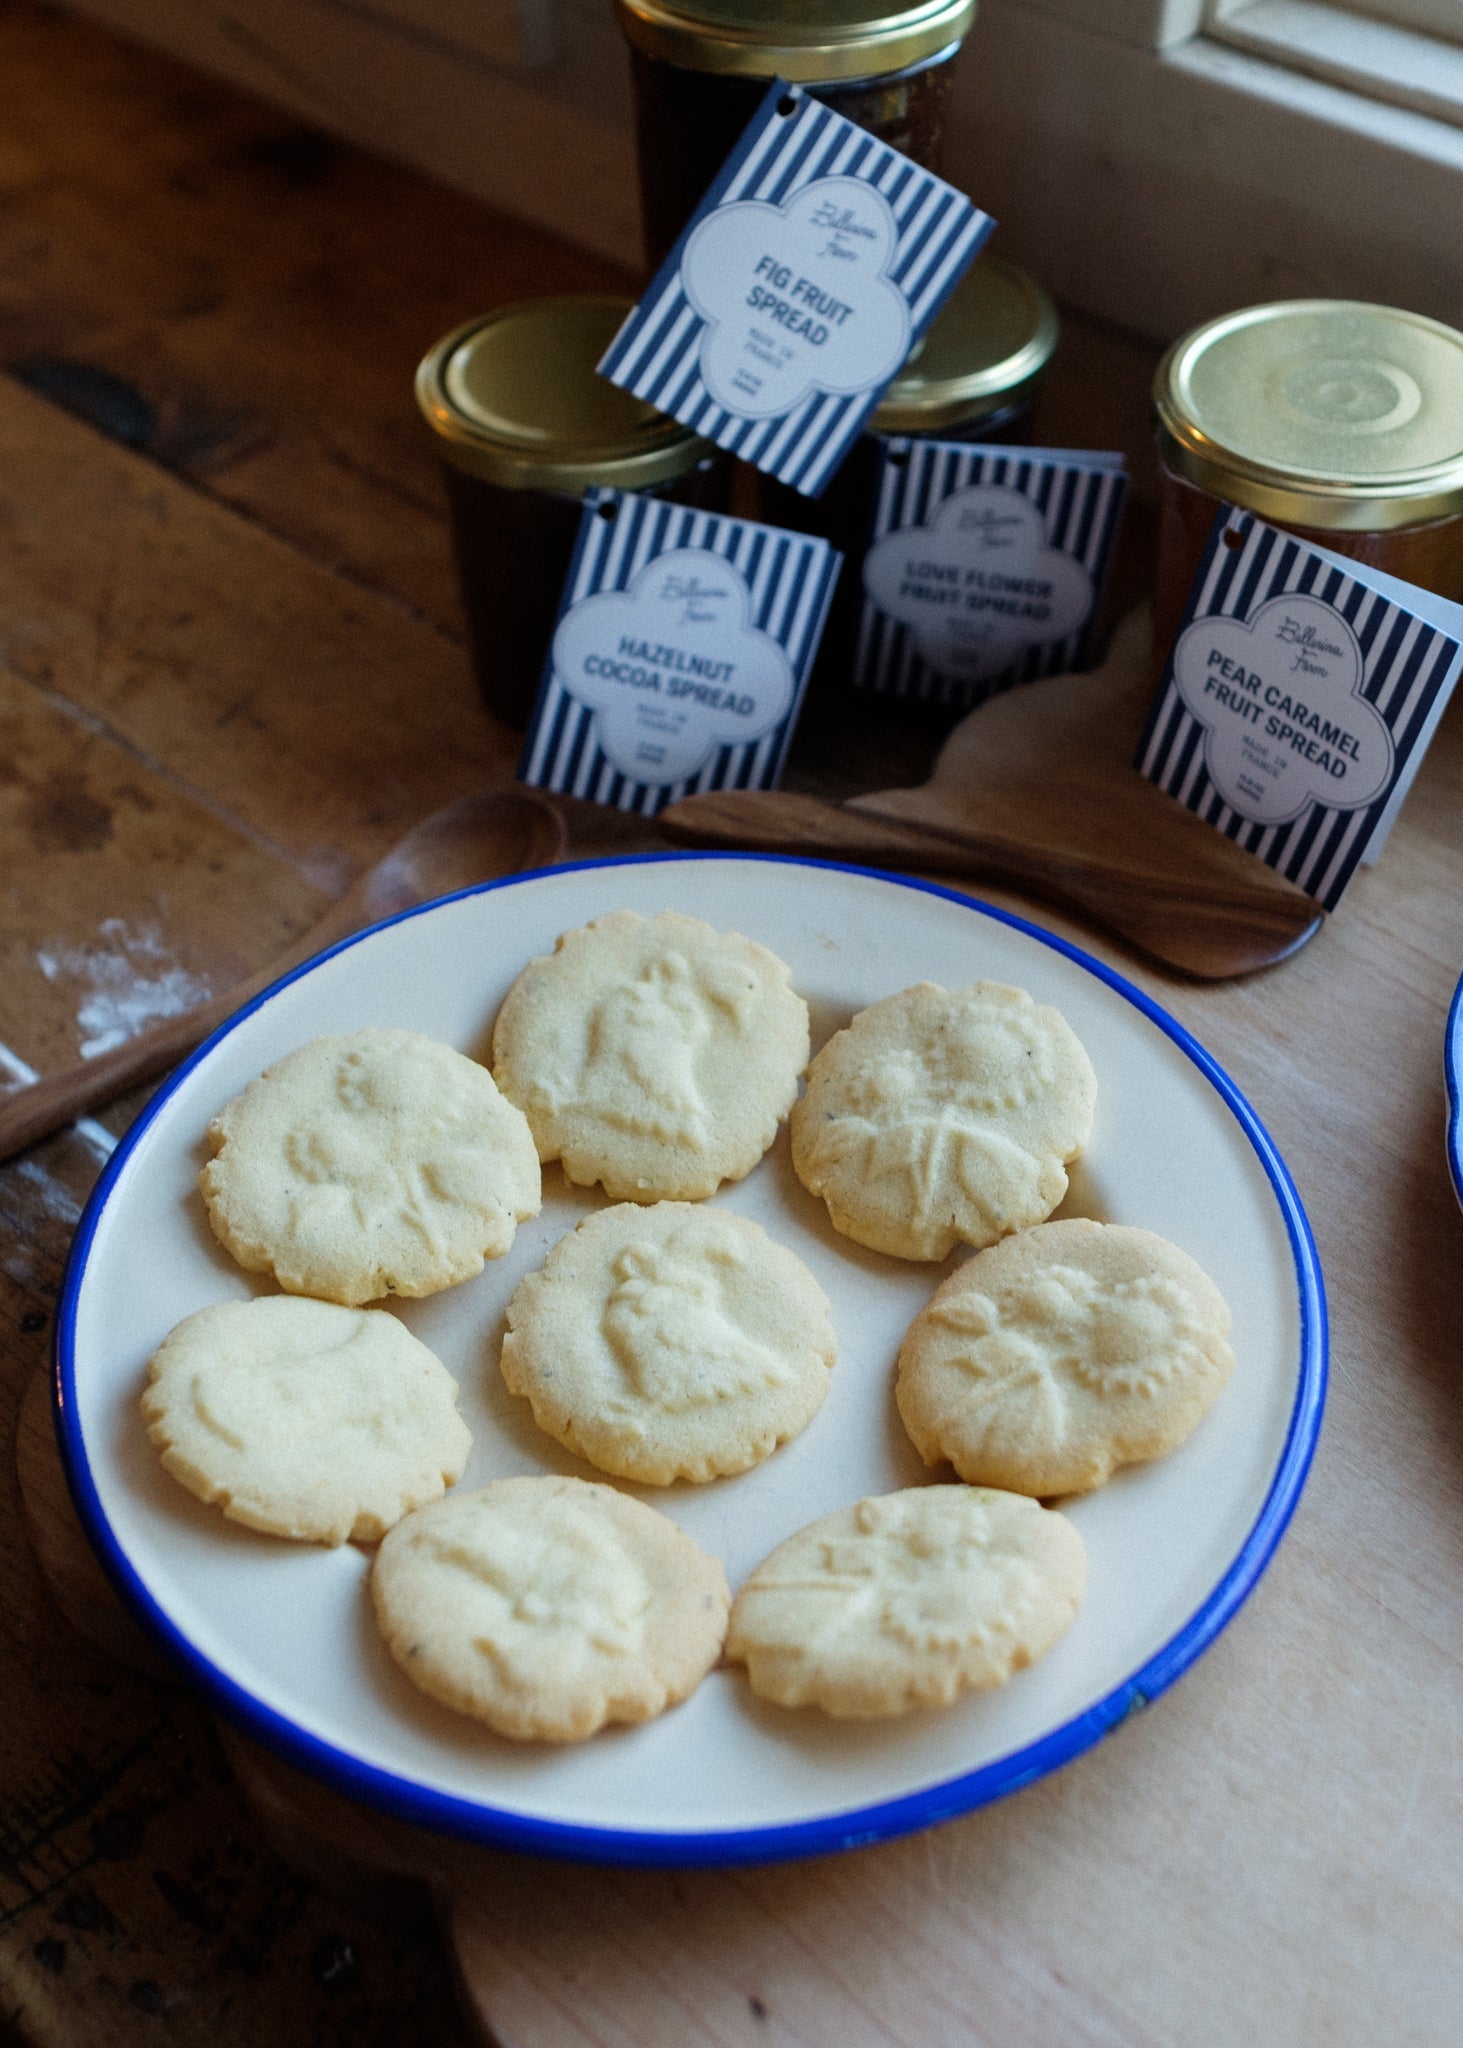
[0,789,566,1164]
[659,608,1324,981]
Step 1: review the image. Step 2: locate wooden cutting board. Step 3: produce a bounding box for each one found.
[661,609,1325,980]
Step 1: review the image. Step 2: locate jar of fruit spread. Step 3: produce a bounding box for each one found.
[417,297,726,728]
[1152,299,1463,673]
[614,0,978,269]
[756,254,1057,549]
[760,257,1058,750]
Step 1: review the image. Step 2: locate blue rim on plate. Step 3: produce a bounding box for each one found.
[1446,970,1463,1213]
[53,854,1328,1869]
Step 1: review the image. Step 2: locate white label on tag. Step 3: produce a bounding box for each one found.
[860,484,1096,682]
[1171,592,1393,824]
[550,547,796,785]
[682,178,911,419]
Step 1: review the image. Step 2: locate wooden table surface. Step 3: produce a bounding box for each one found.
[1,6,1460,2044]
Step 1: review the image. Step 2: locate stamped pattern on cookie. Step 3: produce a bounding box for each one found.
[501,1204,836,1483]
[200,1030,541,1304]
[584,951,735,1147]
[141,1296,472,1546]
[426,1491,651,1659]
[493,911,810,1201]
[791,982,1096,1261]
[605,1234,794,1410]
[726,1486,1085,1718]
[370,1476,731,1742]
[898,1219,1235,1496]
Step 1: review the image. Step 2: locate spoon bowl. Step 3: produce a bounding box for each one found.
[0,789,566,1164]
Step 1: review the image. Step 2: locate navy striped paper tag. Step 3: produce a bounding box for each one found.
[597,82,993,499]
[855,441,1128,710]
[1137,506,1463,910]
[518,491,841,814]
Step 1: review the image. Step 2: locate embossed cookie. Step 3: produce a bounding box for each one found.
[726,1486,1085,1718]
[501,1203,836,1485]
[897,1219,1235,1496]
[790,981,1096,1261]
[200,1029,541,1305]
[141,1296,472,1545]
[492,910,809,1202]
[370,1475,731,1742]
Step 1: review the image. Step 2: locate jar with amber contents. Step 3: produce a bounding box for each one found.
[1152,299,1463,675]
[767,257,1059,751]
[417,298,726,728]
[614,0,977,270]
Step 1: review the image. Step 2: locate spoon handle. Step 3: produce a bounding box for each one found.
[656,789,1322,979]
[0,892,373,1167]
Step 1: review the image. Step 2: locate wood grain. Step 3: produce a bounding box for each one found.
[0,661,322,1079]
[0,12,637,2040]
[0,1165,476,2046]
[0,377,520,884]
[3,8,1463,2047]
[0,791,567,1163]
[0,0,633,632]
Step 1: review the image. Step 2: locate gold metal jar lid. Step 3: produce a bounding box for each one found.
[613,0,977,82]
[871,255,1057,433]
[1156,299,1463,533]
[416,297,714,494]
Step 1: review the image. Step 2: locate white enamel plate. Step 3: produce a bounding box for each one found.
[57,857,1326,1866]
[1446,970,1463,1213]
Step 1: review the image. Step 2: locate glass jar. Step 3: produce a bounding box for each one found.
[756,255,1057,547]
[614,0,978,270]
[417,297,726,729]
[1152,299,1463,675]
[758,257,1059,754]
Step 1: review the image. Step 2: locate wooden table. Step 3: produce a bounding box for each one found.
[1,6,1460,2043]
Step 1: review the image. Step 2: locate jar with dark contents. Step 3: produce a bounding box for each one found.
[417,299,726,729]
[756,256,1057,548]
[614,0,977,270]
[761,257,1059,757]
[1152,299,1463,677]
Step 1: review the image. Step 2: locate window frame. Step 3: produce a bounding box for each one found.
[942,0,1463,346]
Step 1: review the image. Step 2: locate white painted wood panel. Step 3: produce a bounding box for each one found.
[948,2,1463,334]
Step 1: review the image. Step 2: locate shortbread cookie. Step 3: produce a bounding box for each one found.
[791,981,1096,1261]
[501,1204,836,1485]
[370,1475,730,1741]
[141,1296,471,1545]
[200,1029,541,1305]
[897,1219,1234,1496]
[492,910,809,1202]
[726,1486,1084,1718]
